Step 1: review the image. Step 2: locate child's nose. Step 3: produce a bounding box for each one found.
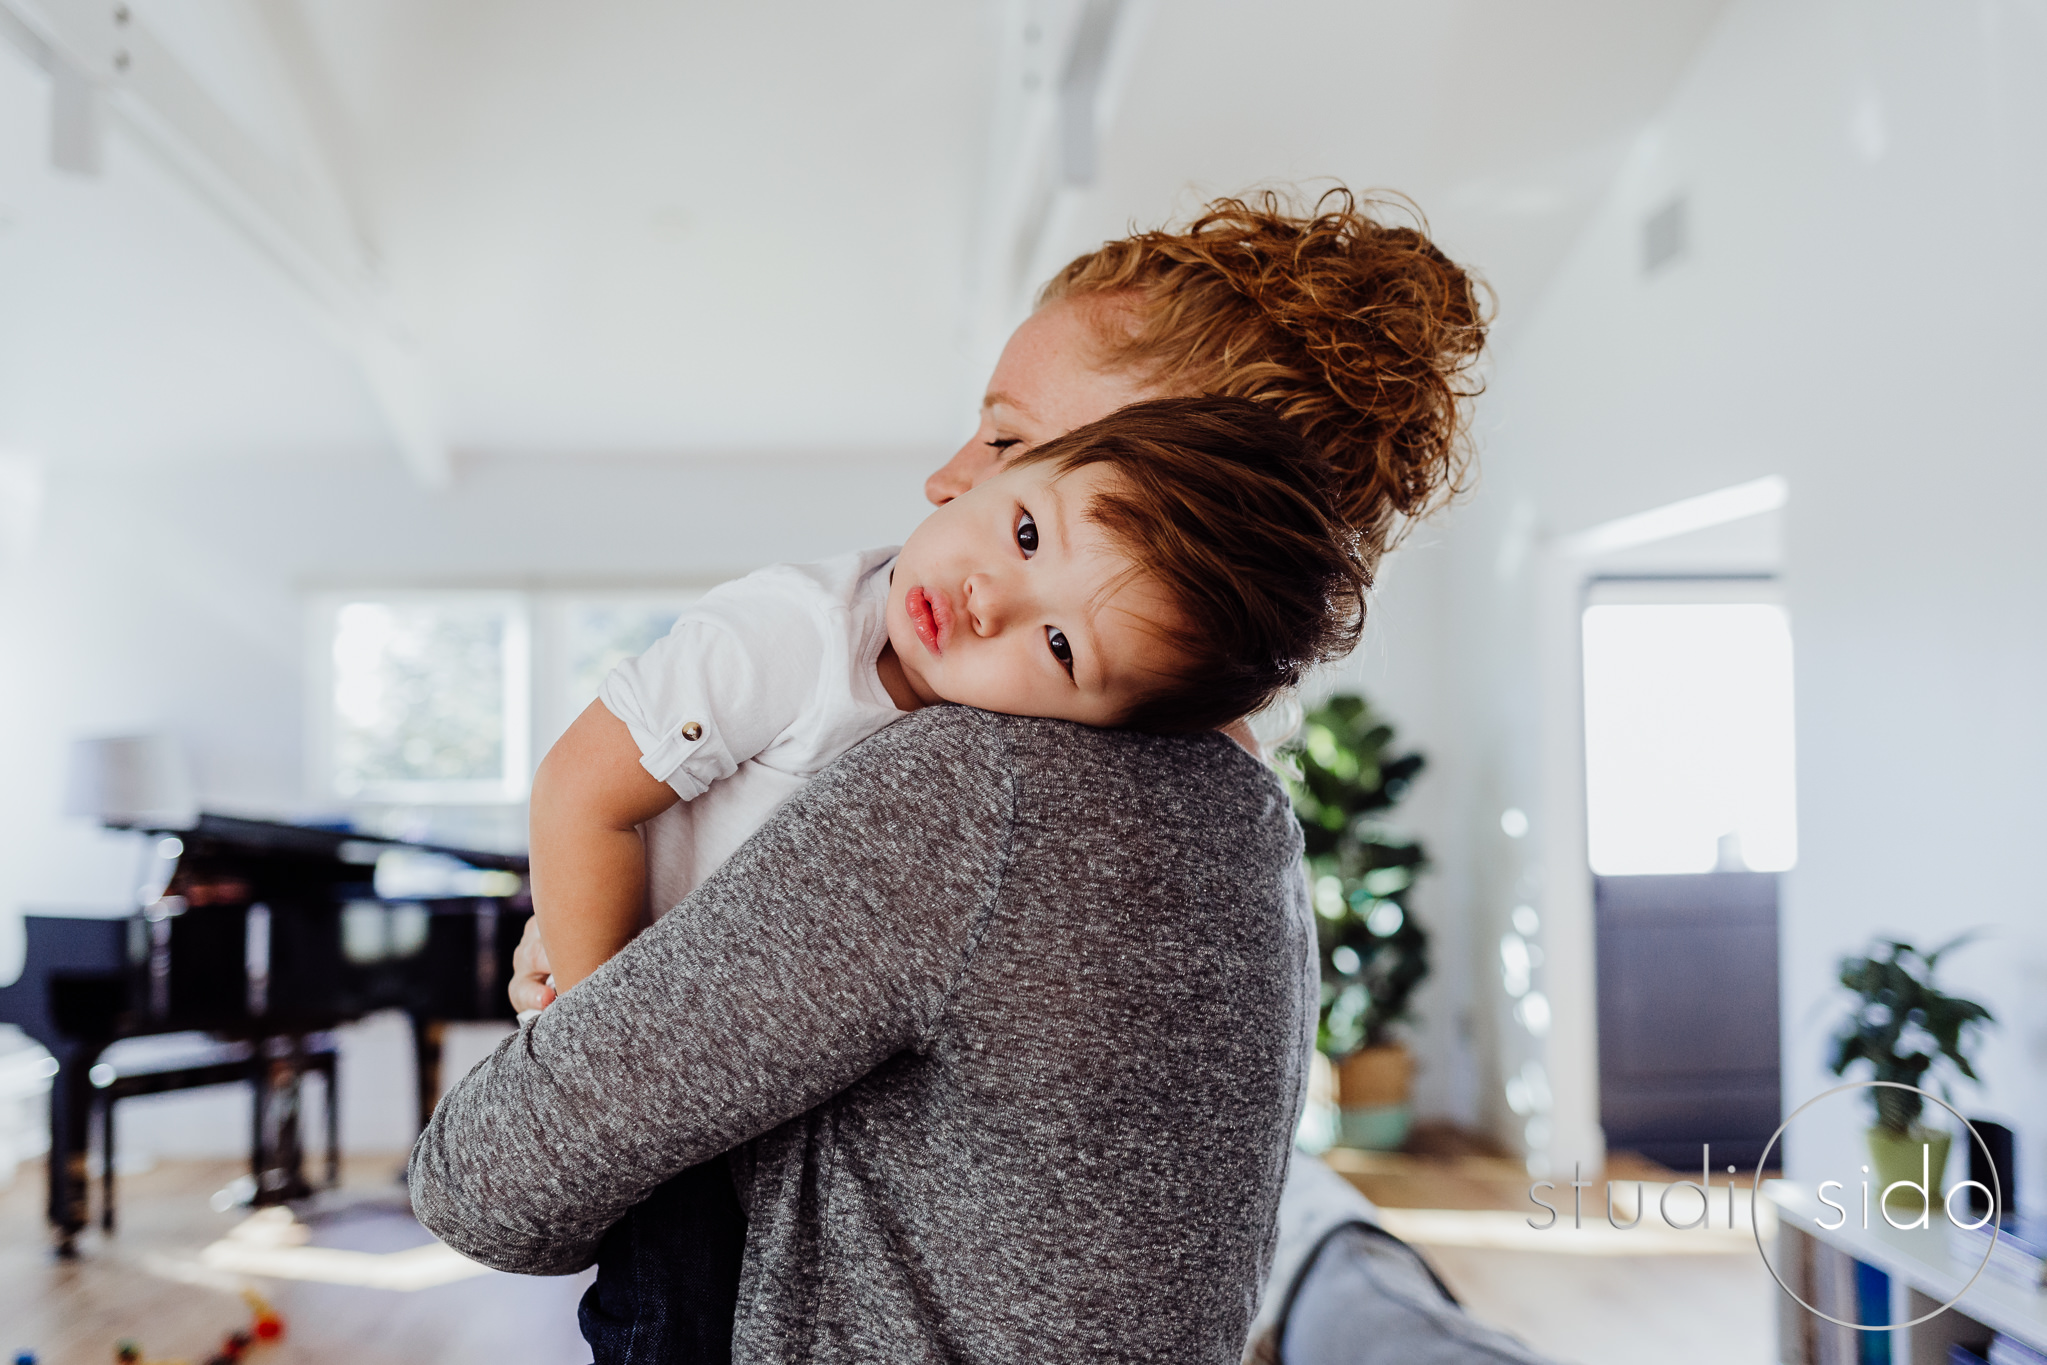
[963,572,1015,636]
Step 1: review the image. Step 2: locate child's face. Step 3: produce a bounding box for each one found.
[886,459,1184,727]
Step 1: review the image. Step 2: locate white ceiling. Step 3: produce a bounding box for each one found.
[0,0,1730,474]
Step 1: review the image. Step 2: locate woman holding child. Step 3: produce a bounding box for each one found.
[409,188,1487,1364]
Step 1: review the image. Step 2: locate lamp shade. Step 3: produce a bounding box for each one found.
[62,734,197,828]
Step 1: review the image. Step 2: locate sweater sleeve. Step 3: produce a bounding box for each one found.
[407,705,1012,1275]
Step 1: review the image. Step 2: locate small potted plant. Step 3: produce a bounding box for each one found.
[1828,936,1994,1214]
[1283,694,1431,1151]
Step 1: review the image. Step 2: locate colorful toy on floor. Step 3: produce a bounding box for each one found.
[110,1290,283,1365]
[241,1291,284,1344]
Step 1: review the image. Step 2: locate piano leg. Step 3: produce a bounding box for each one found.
[249,1043,265,1196]
[100,1089,116,1232]
[47,1043,104,1258]
[319,1049,340,1190]
[411,1015,446,1135]
[250,1038,312,1205]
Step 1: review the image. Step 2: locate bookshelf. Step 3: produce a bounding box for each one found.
[1768,1181,2047,1365]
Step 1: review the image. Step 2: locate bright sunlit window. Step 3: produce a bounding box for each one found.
[1581,581,1797,875]
[314,593,532,803]
[312,589,700,804]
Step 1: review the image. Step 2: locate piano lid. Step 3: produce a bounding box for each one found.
[122,812,528,874]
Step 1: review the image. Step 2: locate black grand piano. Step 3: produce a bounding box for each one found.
[0,813,530,1255]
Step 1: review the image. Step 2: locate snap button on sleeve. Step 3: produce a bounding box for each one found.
[681,722,704,742]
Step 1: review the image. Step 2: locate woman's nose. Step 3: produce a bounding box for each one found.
[924,435,1006,505]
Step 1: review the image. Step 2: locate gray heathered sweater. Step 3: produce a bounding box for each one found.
[409,706,1314,1364]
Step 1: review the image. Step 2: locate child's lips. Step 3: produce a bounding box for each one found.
[906,586,950,655]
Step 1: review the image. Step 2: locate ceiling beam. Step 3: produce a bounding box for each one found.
[0,0,452,485]
[1056,0,1124,189]
[962,0,1149,378]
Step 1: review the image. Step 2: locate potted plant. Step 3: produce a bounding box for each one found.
[1828,936,1994,1215]
[1282,694,1431,1150]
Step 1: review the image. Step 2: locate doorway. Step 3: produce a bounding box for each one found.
[1582,577,1794,1168]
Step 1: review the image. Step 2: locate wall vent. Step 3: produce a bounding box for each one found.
[1642,196,1688,275]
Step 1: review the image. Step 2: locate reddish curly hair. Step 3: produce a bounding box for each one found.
[1038,188,1491,566]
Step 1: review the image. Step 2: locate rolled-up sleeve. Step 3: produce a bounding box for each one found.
[597,576,828,800]
[407,706,1012,1274]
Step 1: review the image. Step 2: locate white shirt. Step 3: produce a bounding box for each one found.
[598,546,905,918]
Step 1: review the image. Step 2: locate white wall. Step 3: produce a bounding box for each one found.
[1309,538,1484,1129]
[1413,0,2047,1207]
[0,449,934,1158]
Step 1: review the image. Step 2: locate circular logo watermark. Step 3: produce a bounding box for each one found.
[1752,1080,2004,1331]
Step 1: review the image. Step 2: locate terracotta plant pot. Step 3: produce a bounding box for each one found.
[1866,1126,1951,1222]
[1335,1044,1414,1151]
[1336,1043,1413,1107]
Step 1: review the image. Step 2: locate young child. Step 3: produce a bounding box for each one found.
[524,393,1371,1001]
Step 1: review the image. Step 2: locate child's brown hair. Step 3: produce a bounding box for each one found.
[1013,395,1367,734]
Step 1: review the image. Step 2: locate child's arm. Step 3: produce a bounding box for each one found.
[528,699,681,994]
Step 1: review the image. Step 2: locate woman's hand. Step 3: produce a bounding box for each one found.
[509,915,557,1015]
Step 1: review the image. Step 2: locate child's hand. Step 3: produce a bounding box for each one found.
[509,916,557,1017]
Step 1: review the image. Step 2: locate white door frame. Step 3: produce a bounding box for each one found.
[1525,477,1788,1174]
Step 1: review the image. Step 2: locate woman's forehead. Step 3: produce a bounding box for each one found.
[988,301,1152,429]
[992,303,1094,387]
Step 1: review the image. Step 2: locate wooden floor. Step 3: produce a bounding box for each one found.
[1,1145,1783,1365]
[1427,1244,1780,1365]
[1,1156,591,1365]
[1321,1132,1784,1365]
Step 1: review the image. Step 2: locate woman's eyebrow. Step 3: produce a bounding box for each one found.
[984,389,1038,423]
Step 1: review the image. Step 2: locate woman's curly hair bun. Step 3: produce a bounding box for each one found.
[1040,187,1492,565]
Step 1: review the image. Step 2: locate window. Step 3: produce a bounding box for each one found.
[1581,578,1797,875]
[311,592,531,803]
[310,588,699,805]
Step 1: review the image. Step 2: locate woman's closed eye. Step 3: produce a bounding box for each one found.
[985,437,1023,453]
[1014,509,1040,558]
[1046,626,1074,676]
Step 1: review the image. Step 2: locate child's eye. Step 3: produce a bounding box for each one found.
[1046,627,1073,675]
[1015,509,1039,558]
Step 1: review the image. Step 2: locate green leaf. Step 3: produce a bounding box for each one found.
[1286,692,1433,1057]
[1831,932,1994,1121]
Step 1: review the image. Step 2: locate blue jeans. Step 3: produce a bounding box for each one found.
[579,1155,747,1365]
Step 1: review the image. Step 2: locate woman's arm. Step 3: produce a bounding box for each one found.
[528,700,680,993]
[410,706,1015,1275]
